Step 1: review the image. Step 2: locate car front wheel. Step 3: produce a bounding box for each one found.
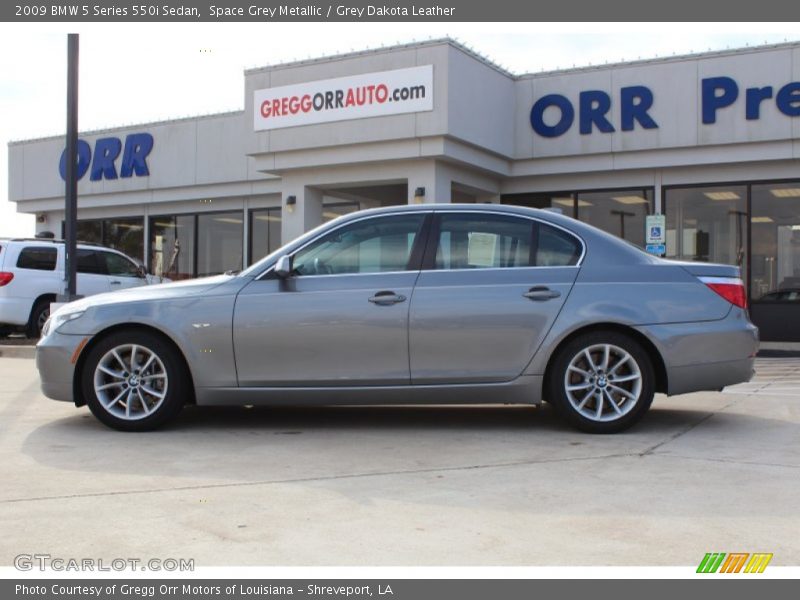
[81,330,187,431]
[548,331,655,433]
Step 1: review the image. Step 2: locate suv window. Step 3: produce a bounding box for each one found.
[16,247,57,271]
[103,252,140,277]
[293,214,425,276]
[434,214,581,269]
[77,249,108,275]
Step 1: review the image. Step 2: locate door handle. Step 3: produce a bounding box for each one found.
[368,291,407,305]
[523,286,561,301]
[110,280,122,285]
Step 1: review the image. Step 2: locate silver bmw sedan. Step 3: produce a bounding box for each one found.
[36,204,758,433]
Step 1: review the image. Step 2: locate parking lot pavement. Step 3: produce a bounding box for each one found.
[0,356,798,567]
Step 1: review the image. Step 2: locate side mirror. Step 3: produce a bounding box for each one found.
[136,265,147,279]
[274,255,293,278]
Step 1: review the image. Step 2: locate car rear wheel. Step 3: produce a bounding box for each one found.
[548,331,655,433]
[81,330,187,431]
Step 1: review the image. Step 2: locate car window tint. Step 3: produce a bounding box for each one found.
[77,249,108,275]
[16,247,57,271]
[536,223,582,266]
[293,214,425,276]
[103,252,140,277]
[435,214,533,269]
[434,214,581,269]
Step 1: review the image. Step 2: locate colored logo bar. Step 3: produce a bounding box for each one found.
[697,552,773,573]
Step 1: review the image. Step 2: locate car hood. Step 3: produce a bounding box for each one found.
[52,274,238,316]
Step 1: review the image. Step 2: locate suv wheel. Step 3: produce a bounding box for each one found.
[548,331,655,433]
[27,299,51,338]
[81,330,187,431]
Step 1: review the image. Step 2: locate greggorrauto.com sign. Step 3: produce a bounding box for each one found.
[253,65,433,131]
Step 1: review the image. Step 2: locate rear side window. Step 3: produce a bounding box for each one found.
[16,247,57,271]
[433,214,582,269]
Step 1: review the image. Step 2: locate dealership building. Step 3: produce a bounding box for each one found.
[7,38,800,341]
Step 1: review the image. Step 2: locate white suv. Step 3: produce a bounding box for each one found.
[0,238,159,338]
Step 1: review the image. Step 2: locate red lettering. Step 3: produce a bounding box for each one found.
[301,94,312,112]
[376,84,389,103]
[366,85,375,103]
[280,97,288,116]
[355,87,366,106]
[272,99,280,116]
[289,96,300,114]
[345,89,355,107]
[260,100,271,118]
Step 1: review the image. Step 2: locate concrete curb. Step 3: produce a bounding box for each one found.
[0,345,36,359]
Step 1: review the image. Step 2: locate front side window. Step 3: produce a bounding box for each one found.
[433,214,581,270]
[16,247,57,271]
[292,214,425,276]
[103,252,140,277]
[77,249,107,275]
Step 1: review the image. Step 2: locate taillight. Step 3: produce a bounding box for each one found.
[0,272,13,287]
[700,276,747,309]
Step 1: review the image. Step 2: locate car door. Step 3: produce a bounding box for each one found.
[76,248,111,296]
[409,211,582,384]
[101,251,148,290]
[233,212,429,387]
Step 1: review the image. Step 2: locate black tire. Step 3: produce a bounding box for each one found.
[81,329,188,431]
[27,299,51,338]
[547,331,655,434]
[0,325,12,339]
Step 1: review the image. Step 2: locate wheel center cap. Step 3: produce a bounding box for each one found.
[128,375,140,387]
[597,375,608,388]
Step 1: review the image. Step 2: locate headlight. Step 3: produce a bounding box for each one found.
[42,310,85,337]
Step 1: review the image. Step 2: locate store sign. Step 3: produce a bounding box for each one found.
[530,76,800,137]
[58,133,154,182]
[253,65,433,131]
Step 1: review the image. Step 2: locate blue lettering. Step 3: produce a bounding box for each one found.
[120,133,154,178]
[702,77,738,124]
[58,140,92,181]
[579,91,614,135]
[776,82,800,117]
[58,133,153,181]
[89,137,122,181]
[530,94,574,138]
[745,86,773,120]
[621,86,658,131]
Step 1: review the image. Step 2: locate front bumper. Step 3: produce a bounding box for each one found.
[36,331,91,403]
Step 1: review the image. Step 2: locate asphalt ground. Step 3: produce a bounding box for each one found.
[0,357,797,566]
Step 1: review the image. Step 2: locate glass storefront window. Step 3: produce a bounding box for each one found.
[750,183,800,300]
[576,189,652,247]
[150,215,195,280]
[76,221,102,245]
[664,185,748,281]
[104,217,144,262]
[69,217,145,262]
[500,192,576,218]
[197,212,243,277]
[249,207,282,266]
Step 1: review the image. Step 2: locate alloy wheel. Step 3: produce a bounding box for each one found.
[563,343,643,422]
[92,344,169,420]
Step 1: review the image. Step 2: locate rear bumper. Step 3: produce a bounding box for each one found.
[635,307,758,396]
[36,331,89,403]
[0,296,32,326]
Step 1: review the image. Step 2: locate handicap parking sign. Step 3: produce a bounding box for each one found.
[645,215,666,245]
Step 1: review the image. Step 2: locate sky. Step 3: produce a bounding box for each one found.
[2,22,800,238]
